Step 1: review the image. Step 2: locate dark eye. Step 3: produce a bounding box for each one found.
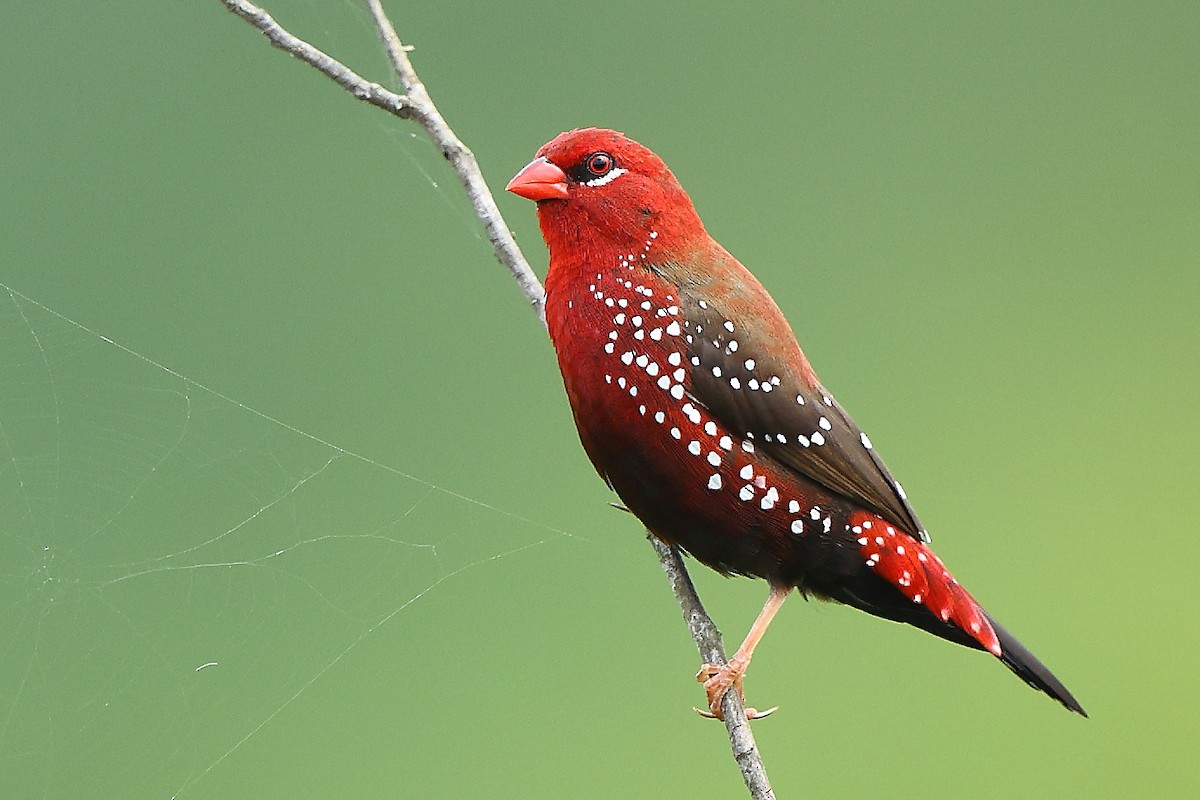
[585,152,613,176]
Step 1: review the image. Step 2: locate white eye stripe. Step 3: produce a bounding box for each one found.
[583,167,627,188]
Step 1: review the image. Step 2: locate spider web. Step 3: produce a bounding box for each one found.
[0,284,569,798]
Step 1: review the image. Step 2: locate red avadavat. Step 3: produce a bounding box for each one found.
[508,128,1085,719]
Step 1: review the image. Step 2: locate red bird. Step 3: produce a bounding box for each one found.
[507,128,1085,719]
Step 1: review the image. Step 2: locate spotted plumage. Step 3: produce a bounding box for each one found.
[508,128,1085,718]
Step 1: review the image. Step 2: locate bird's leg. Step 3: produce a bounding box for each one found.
[696,584,791,720]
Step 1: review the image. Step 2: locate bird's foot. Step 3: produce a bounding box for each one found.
[694,659,777,721]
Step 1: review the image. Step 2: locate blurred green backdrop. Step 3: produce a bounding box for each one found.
[1,1,1197,797]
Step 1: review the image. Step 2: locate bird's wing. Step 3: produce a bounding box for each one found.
[679,293,929,541]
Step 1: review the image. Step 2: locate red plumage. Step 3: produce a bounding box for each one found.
[508,128,1085,718]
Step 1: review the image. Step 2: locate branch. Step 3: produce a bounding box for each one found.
[220,2,775,796]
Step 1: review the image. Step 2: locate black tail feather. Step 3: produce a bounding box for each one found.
[824,575,1087,716]
[986,613,1087,717]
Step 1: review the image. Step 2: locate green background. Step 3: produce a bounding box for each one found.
[2,1,1197,797]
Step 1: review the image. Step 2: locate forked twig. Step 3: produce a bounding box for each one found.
[219,2,775,796]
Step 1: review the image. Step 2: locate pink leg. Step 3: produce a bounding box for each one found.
[696,584,791,720]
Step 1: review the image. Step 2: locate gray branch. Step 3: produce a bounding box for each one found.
[220,2,774,796]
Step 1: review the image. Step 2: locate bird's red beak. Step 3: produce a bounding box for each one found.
[506,157,569,201]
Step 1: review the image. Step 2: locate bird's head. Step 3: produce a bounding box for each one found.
[507,128,706,258]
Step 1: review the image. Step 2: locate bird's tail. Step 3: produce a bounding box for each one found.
[832,511,1087,716]
[987,612,1087,716]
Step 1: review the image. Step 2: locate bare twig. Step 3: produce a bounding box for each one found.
[220,1,774,796]
[649,536,776,798]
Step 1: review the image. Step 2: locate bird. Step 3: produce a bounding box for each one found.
[506,127,1086,720]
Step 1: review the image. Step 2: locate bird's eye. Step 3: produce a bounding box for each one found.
[585,152,614,176]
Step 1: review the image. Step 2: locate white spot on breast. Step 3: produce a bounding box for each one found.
[704,421,717,436]
[670,427,681,439]
[818,416,832,431]
[723,320,735,332]
[668,352,682,366]
[739,485,755,501]
[730,377,741,389]
[745,358,756,371]
[670,384,685,399]
[621,351,635,365]
[707,451,721,467]
[654,411,665,423]
[657,375,671,390]
[687,440,701,455]
[711,366,723,377]
[811,431,826,446]
[719,435,732,450]
[791,519,804,535]
[672,368,686,382]
[860,432,873,449]
[646,362,659,377]
[727,340,739,352]
[666,321,681,336]
[788,500,800,513]
[649,328,663,341]
[761,487,779,510]
[604,343,615,354]
[708,474,722,490]
[739,464,754,480]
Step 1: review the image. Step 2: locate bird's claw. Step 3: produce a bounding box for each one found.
[695,659,774,721]
[694,705,779,720]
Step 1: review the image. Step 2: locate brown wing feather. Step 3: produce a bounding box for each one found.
[678,290,930,542]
